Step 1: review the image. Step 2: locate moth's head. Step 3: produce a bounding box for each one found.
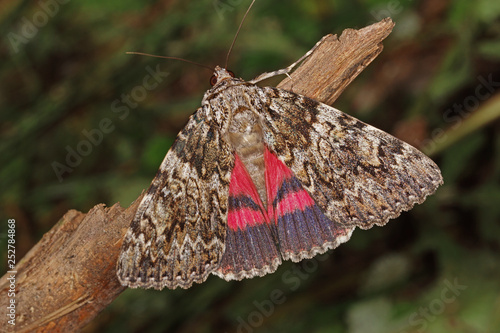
[202,65,246,104]
[210,66,236,86]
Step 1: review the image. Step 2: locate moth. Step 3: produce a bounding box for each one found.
[116,15,443,291]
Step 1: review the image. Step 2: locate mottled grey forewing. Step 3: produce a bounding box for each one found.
[116,107,234,289]
[260,87,443,229]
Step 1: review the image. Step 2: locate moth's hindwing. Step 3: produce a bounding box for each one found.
[116,108,234,289]
[260,87,443,230]
[263,146,355,262]
[214,153,282,280]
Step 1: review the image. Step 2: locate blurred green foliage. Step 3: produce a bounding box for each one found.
[1,0,499,332]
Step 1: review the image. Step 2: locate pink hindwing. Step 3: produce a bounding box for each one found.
[215,153,281,280]
[227,153,268,230]
[264,147,354,262]
[217,147,355,280]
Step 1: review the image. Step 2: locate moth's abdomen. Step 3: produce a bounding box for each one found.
[228,107,267,207]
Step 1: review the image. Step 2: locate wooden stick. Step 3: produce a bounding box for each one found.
[0,18,394,333]
[278,17,395,105]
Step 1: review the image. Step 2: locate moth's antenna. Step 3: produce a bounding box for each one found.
[126,52,214,72]
[225,0,256,69]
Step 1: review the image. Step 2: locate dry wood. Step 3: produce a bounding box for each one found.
[1,199,143,333]
[0,18,394,333]
[278,17,395,105]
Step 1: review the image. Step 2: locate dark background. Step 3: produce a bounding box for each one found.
[1,0,499,332]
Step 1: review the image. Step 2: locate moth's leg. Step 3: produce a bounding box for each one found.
[249,35,329,84]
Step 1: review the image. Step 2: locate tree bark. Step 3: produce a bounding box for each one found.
[0,18,394,333]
